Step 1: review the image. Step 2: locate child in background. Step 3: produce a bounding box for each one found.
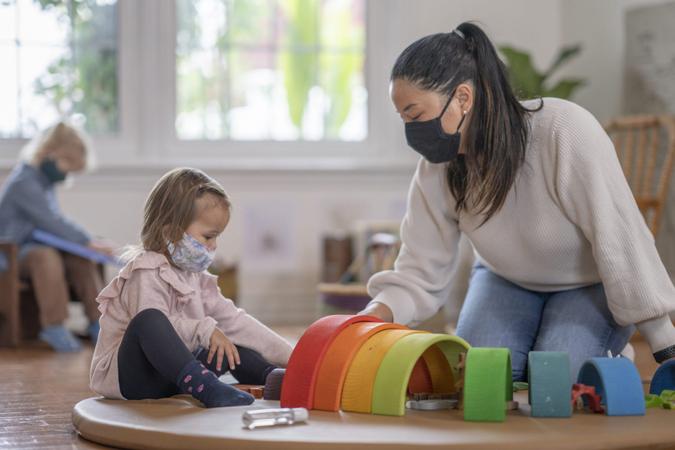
[90,168,293,407]
[0,122,109,352]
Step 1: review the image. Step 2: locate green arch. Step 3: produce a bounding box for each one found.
[371,333,470,416]
[463,347,512,422]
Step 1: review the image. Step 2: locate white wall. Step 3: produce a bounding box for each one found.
[560,0,675,123]
[41,167,412,325]
[380,0,563,80]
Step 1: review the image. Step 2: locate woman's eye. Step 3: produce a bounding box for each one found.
[412,114,422,121]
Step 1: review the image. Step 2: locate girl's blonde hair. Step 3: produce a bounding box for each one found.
[141,167,231,255]
[19,121,96,171]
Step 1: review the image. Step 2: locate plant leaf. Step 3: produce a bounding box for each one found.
[543,79,585,99]
[320,0,363,138]
[499,45,544,99]
[280,0,320,135]
[543,45,582,80]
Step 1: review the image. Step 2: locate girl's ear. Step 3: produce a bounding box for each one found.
[161,225,174,244]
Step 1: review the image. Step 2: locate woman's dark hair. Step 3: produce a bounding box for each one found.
[391,22,542,222]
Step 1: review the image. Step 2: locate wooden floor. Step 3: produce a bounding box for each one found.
[0,327,306,450]
[1,342,107,449]
[0,332,663,450]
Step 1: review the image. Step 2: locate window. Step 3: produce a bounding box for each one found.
[2,1,406,167]
[175,0,367,142]
[0,0,118,138]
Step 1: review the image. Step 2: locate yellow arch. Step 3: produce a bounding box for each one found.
[371,333,470,416]
[341,329,426,413]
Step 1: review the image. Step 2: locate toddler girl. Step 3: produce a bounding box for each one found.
[90,167,292,407]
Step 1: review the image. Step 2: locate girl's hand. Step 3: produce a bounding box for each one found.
[358,302,394,323]
[208,328,240,371]
[88,239,116,256]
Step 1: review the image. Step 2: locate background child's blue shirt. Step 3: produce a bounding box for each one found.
[0,163,90,271]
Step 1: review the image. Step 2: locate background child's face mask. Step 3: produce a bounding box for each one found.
[167,233,215,272]
[39,158,68,183]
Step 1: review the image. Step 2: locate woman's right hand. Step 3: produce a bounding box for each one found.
[208,328,240,372]
[358,302,394,323]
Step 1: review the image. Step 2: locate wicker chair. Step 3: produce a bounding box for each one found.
[604,115,675,236]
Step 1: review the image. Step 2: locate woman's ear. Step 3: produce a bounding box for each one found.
[455,82,474,114]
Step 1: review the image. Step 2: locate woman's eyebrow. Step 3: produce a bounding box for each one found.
[402,103,418,113]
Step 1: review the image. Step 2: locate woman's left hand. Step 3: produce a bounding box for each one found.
[357,302,393,323]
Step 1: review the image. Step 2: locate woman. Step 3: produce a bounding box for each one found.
[0,122,112,352]
[359,22,675,379]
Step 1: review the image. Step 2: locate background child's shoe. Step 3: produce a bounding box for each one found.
[39,325,82,352]
[87,321,100,344]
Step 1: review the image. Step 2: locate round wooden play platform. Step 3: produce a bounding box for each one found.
[73,393,675,450]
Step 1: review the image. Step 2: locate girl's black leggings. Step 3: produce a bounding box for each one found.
[117,308,276,400]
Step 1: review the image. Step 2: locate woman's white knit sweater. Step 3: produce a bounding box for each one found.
[368,98,675,354]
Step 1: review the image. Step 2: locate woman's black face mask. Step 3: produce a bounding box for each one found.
[404,90,466,164]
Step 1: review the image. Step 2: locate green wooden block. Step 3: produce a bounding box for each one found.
[463,347,512,422]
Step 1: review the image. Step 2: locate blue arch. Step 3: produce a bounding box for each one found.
[649,359,675,395]
[577,357,645,416]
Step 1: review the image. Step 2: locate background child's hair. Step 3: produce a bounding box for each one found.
[138,167,231,256]
[19,121,96,171]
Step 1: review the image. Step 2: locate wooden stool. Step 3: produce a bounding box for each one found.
[0,241,104,347]
[0,242,20,346]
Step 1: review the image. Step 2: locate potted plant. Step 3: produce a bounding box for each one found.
[499,44,585,100]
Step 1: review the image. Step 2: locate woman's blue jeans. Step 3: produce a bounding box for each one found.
[455,265,634,381]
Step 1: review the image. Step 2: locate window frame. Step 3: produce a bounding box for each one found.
[1,0,414,171]
[0,0,139,167]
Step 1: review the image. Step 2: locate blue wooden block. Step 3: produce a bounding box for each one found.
[528,351,572,418]
[649,359,675,396]
[577,357,645,416]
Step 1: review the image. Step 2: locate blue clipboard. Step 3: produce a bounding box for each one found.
[32,229,123,267]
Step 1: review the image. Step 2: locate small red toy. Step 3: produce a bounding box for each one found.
[571,383,604,414]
